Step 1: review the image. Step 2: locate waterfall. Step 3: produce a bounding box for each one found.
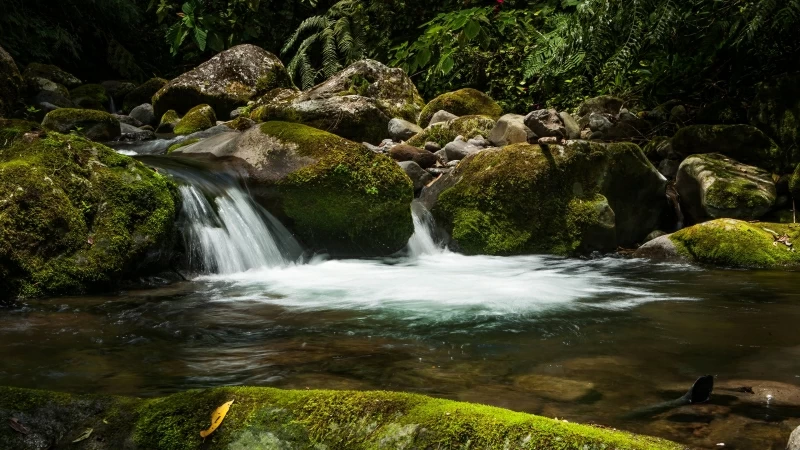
[408,201,443,257]
[108,96,117,115]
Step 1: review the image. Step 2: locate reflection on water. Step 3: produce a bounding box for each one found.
[2,256,800,449]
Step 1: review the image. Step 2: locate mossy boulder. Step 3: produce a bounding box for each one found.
[153,44,292,120]
[0,119,40,149]
[419,88,502,127]
[22,63,81,88]
[41,108,121,142]
[122,77,167,112]
[0,45,24,118]
[0,132,179,299]
[676,153,776,223]
[433,141,667,255]
[0,385,681,450]
[635,219,800,269]
[69,83,109,110]
[406,115,497,148]
[173,104,216,136]
[172,121,413,256]
[156,109,180,133]
[252,59,424,144]
[671,124,786,172]
[750,73,800,164]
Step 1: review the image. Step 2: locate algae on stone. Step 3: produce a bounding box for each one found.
[41,108,121,142]
[406,115,497,148]
[418,88,502,127]
[174,104,216,136]
[0,386,682,450]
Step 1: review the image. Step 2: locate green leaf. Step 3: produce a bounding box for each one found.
[440,55,454,74]
[208,32,225,52]
[416,48,431,67]
[194,27,208,51]
[181,1,195,16]
[464,20,480,40]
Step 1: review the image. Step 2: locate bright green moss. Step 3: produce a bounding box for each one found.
[0,132,179,299]
[69,83,109,110]
[406,115,496,148]
[0,119,39,148]
[156,109,181,133]
[174,104,216,136]
[167,138,200,154]
[418,88,502,127]
[260,121,413,256]
[669,219,800,268]
[0,386,681,450]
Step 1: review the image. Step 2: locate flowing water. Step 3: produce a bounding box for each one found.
[2,153,800,449]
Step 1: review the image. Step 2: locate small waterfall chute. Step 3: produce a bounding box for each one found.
[408,201,444,257]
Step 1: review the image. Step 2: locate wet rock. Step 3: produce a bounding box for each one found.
[113,114,144,127]
[429,110,458,126]
[633,234,684,262]
[41,108,121,142]
[419,88,501,127]
[399,160,434,193]
[225,116,255,131]
[117,123,156,142]
[156,109,180,133]
[524,108,565,139]
[101,80,137,106]
[129,103,156,127]
[676,153,776,222]
[389,143,437,169]
[488,113,534,147]
[787,425,800,450]
[153,44,292,119]
[420,171,460,211]
[513,374,596,402]
[388,117,422,141]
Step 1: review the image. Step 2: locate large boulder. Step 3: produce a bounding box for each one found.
[433,141,667,255]
[251,60,424,144]
[172,121,414,256]
[122,78,167,112]
[488,114,533,147]
[635,219,800,269]
[0,131,179,299]
[22,63,81,88]
[129,103,156,127]
[153,44,292,119]
[41,108,121,142]
[173,104,216,136]
[419,88,502,128]
[676,153,776,223]
[0,45,23,118]
[406,115,496,148]
[388,117,422,141]
[671,124,786,172]
[750,73,800,165]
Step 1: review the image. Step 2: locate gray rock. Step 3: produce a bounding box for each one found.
[427,167,452,176]
[117,122,156,142]
[429,110,458,126]
[32,89,73,109]
[488,113,534,147]
[184,124,238,141]
[23,63,81,88]
[424,141,441,152]
[559,111,581,140]
[467,136,489,148]
[446,160,460,167]
[230,106,248,120]
[524,109,565,139]
[399,161,434,193]
[676,153,776,222]
[434,149,448,164]
[633,234,685,262]
[113,114,144,127]
[129,103,156,127]
[388,117,423,141]
[645,230,667,242]
[588,113,613,133]
[788,425,800,450]
[577,95,624,118]
[420,171,460,211]
[362,142,383,153]
[444,139,481,161]
[657,159,681,178]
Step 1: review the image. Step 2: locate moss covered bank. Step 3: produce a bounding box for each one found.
[0,386,681,450]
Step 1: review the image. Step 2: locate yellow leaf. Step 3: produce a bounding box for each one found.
[199,400,234,439]
[72,428,93,443]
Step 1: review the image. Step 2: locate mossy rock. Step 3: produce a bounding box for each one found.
[22,62,81,88]
[406,115,497,148]
[173,121,413,256]
[667,219,800,269]
[174,104,216,136]
[122,77,168,113]
[671,124,786,173]
[0,119,39,149]
[0,132,179,299]
[69,83,109,111]
[41,108,121,142]
[153,44,292,120]
[419,88,502,127]
[434,141,666,255]
[0,45,24,118]
[0,385,681,450]
[156,109,181,133]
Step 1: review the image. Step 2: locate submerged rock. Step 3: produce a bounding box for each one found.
[0,132,179,299]
[172,121,413,256]
[252,59,424,144]
[0,385,681,450]
[41,108,121,142]
[0,45,23,117]
[418,88,502,127]
[676,153,776,223]
[153,44,292,119]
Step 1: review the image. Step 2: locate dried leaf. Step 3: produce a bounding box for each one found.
[72,428,93,443]
[8,418,29,435]
[200,400,234,439]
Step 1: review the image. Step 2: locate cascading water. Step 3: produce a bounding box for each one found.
[407,201,443,257]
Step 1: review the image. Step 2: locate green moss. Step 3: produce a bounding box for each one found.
[642,136,669,162]
[41,108,120,141]
[260,121,413,255]
[167,138,200,154]
[22,63,81,88]
[174,104,216,136]
[255,66,294,96]
[0,386,680,450]
[0,132,179,299]
[407,115,496,148]
[226,116,254,131]
[0,119,39,148]
[419,88,502,127]
[69,83,109,110]
[123,77,168,112]
[669,219,800,268]
[156,109,181,133]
